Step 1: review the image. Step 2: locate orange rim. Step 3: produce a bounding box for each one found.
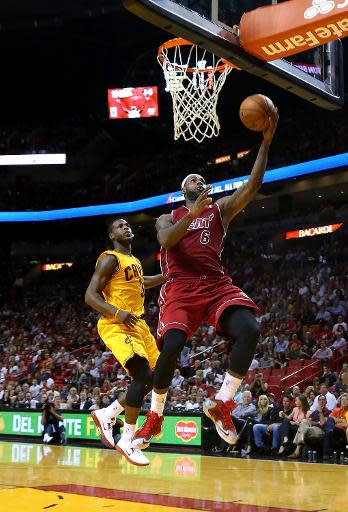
[158,37,239,73]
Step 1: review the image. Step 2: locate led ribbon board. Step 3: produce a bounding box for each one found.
[0,152,347,222]
[285,223,343,239]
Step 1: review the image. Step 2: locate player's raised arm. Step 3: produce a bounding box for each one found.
[156,186,212,249]
[216,108,279,228]
[144,274,167,289]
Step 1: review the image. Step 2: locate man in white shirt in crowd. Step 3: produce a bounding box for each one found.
[0,363,8,384]
[171,369,185,389]
[29,379,41,399]
[310,383,337,412]
[332,315,347,335]
[312,339,333,360]
[274,334,289,354]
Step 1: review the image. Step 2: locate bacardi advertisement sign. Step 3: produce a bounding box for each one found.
[285,223,343,240]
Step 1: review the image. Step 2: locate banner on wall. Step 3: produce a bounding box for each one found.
[0,411,201,446]
[285,223,343,239]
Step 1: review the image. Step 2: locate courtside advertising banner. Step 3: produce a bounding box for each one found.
[0,411,201,446]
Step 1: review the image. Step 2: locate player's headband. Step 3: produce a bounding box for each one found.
[181,174,205,190]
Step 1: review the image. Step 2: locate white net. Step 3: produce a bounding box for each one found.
[158,39,235,143]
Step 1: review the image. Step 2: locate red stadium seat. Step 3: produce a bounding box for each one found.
[287,359,304,368]
[271,368,285,378]
[259,369,271,380]
[267,375,281,387]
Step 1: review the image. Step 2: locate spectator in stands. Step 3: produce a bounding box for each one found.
[312,376,321,395]
[244,395,272,455]
[310,383,337,412]
[171,369,185,389]
[73,390,93,410]
[29,378,41,399]
[289,394,329,458]
[312,339,333,360]
[305,388,316,408]
[273,351,288,369]
[320,365,337,387]
[330,329,347,357]
[274,334,288,354]
[332,315,347,335]
[231,390,257,434]
[291,386,301,398]
[0,363,8,384]
[248,357,259,371]
[327,299,346,318]
[333,371,348,396]
[250,373,268,398]
[315,305,332,323]
[323,393,348,458]
[180,347,191,377]
[278,394,311,455]
[287,341,301,360]
[302,331,317,353]
[259,352,274,369]
[253,394,293,455]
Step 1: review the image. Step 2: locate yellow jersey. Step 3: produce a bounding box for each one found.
[96,250,145,323]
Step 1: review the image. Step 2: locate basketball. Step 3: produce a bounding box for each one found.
[239,94,275,132]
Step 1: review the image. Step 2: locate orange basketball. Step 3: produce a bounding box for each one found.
[239,94,275,132]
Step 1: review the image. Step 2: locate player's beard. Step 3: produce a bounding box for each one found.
[185,190,199,201]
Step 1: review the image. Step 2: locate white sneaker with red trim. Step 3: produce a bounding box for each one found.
[116,436,150,466]
[91,408,115,448]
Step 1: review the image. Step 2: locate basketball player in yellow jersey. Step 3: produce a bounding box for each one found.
[85,217,165,466]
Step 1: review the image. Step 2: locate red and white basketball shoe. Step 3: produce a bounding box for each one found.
[203,398,238,444]
[91,409,115,448]
[131,411,164,450]
[116,436,150,466]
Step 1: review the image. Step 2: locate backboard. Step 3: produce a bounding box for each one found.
[123,0,344,110]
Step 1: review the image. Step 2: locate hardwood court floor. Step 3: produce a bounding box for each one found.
[0,440,347,512]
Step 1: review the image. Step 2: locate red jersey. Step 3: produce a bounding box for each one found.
[160,203,225,277]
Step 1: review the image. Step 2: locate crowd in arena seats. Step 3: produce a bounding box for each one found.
[1,101,348,211]
[0,215,347,461]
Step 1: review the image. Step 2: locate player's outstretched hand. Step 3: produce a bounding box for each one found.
[263,106,279,145]
[189,185,212,218]
[117,309,138,328]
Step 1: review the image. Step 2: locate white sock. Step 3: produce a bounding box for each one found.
[104,399,124,420]
[150,391,167,416]
[215,373,242,402]
[123,422,136,441]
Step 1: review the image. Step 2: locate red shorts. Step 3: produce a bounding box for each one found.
[157,275,259,344]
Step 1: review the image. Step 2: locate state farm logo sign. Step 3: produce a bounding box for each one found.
[175,420,198,442]
[304,0,348,20]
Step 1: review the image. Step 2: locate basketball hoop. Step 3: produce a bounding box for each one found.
[158,38,238,143]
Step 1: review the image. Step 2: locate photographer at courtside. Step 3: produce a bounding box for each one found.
[41,401,66,445]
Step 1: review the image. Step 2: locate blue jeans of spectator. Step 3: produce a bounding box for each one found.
[253,423,281,449]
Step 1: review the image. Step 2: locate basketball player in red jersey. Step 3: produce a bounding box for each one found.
[132,108,279,449]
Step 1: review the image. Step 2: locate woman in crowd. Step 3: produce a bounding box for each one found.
[245,395,272,455]
[278,394,311,455]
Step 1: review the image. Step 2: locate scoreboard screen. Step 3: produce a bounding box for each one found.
[108,86,159,119]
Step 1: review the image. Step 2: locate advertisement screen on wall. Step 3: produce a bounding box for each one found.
[0,410,201,447]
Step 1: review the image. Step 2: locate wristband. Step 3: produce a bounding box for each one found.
[263,139,271,146]
[114,307,120,319]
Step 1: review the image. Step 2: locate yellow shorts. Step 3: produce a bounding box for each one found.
[97,318,159,371]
